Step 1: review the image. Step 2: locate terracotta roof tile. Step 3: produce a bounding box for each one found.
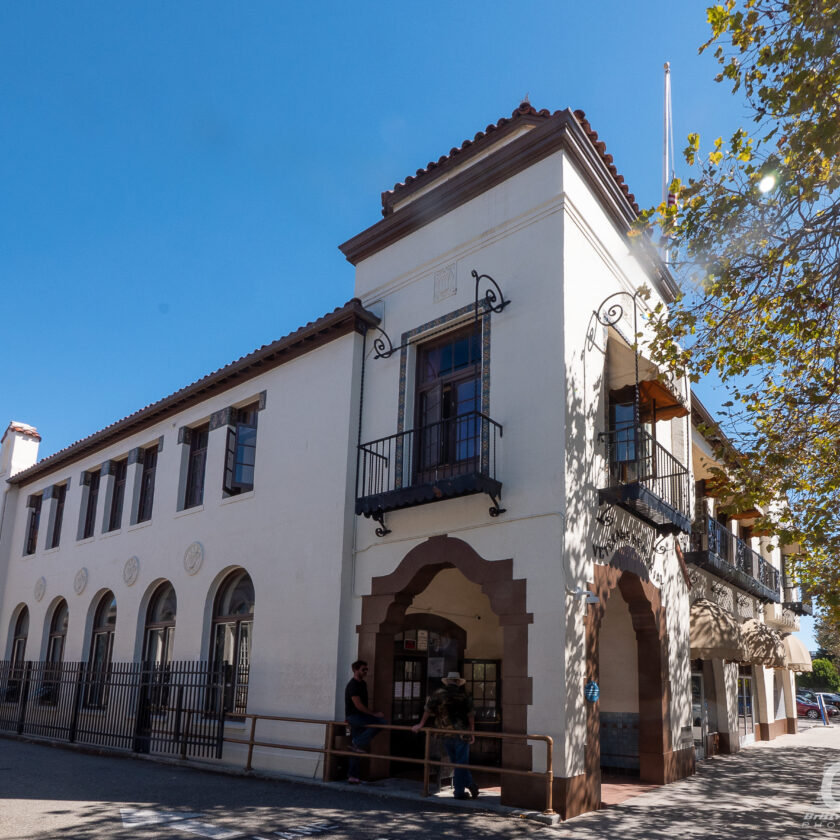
[381,102,639,216]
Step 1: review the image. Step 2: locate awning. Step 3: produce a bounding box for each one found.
[783,634,813,673]
[609,378,689,423]
[740,619,786,668]
[689,598,745,661]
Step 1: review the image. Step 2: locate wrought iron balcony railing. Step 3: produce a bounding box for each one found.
[597,425,691,535]
[356,412,503,532]
[687,516,781,603]
[782,585,814,616]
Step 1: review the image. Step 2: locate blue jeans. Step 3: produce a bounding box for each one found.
[346,713,385,777]
[443,736,475,796]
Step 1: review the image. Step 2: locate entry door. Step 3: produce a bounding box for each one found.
[738,673,754,735]
[691,673,707,760]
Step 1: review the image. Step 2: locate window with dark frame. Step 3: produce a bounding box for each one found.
[47,484,67,549]
[184,425,209,509]
[143,581,177,713]
[85,591,116,708]
[82,470,101,539]
[42,599,68,705]
[223,404,258,496]
[6,607,29,703]
[137,447,157,523]
[208,570,254,717]
[24,495,42,555]
[415,323,481,482]
[107,459,128,532]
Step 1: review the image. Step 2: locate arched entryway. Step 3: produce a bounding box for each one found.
[585,547,694,797]
[357,535,533,806]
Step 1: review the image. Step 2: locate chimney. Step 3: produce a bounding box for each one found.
[0,422,41,479]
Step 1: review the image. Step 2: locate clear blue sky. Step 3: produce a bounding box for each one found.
[1,1,815,648]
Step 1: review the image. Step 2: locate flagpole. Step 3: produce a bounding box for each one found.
[663,61,672,205]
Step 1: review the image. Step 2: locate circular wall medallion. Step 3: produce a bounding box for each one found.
[34,577,46,602]
[184,541,204,576]
[74,567,89,595]
[123,556,140,587]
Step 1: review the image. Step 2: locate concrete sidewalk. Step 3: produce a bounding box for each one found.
[554,721,839,837]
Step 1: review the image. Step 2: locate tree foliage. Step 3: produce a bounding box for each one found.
[638,1,840,611]
[797,657,840,692]
[815,614,840,662]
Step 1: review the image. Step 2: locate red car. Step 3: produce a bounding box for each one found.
[797,696,840,719]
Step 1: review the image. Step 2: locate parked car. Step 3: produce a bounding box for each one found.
[797,690,817,702]
[797,697,840,719]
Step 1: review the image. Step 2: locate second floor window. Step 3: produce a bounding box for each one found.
[82,470,101,539]
[107,459,128,532]
[184,425,209,509]
[137,448,157,523]
[24,495,42,555]
[47,484,67,549]
[416,324,481,480]
[223,404,259,496]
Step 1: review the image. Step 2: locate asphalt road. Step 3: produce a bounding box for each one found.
[0,739,551,840]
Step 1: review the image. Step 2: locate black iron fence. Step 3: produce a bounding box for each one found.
[601,425,690,519]
[357,411,503,502]
[0,660,228,758]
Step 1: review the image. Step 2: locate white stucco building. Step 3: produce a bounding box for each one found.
[0,102,810,817]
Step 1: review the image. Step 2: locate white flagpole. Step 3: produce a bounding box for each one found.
[663,61,672,205]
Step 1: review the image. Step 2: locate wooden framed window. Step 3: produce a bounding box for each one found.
[47,484,67,549]
[184,425,209,509]
[24,495,42,555]
[223,404,258,496]
[137,448,157,523]
[107,459,128,532]
[82,470,101,539]
[415,323,481,481]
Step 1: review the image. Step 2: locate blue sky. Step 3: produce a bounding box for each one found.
[0,2,816,648]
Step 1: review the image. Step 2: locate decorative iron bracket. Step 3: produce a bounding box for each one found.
[473,270,510,321]
[365,509,392,537]
[488,494,506,517]
[370,326,396,359]
[368,269,511,361]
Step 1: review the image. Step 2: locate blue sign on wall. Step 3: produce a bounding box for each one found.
[584,681,600,703]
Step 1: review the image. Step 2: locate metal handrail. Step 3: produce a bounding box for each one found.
[222,713,555,815]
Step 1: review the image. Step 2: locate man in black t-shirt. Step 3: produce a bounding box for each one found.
[344,659,386,783]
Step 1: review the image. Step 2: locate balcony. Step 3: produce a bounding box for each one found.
[782,586,813,617]
[685,517,781,603]
[356,412,503,530]
[597,425,691,535]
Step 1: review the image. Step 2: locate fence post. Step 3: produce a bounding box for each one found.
[245,715,257,772]
[543,736,556,816]
[323,722,335,782]
[69,663,85,743]
[16,662,32,734]
[180,707,191,761]
[422,729,432,797]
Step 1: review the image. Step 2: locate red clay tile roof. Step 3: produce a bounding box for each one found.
[381,101,639,217]
[1,423,41,444]
[9,299,379,486]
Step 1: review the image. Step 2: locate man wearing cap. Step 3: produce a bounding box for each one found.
[412,672,478,800]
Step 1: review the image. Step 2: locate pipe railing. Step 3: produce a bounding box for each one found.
[222,714,555,815]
